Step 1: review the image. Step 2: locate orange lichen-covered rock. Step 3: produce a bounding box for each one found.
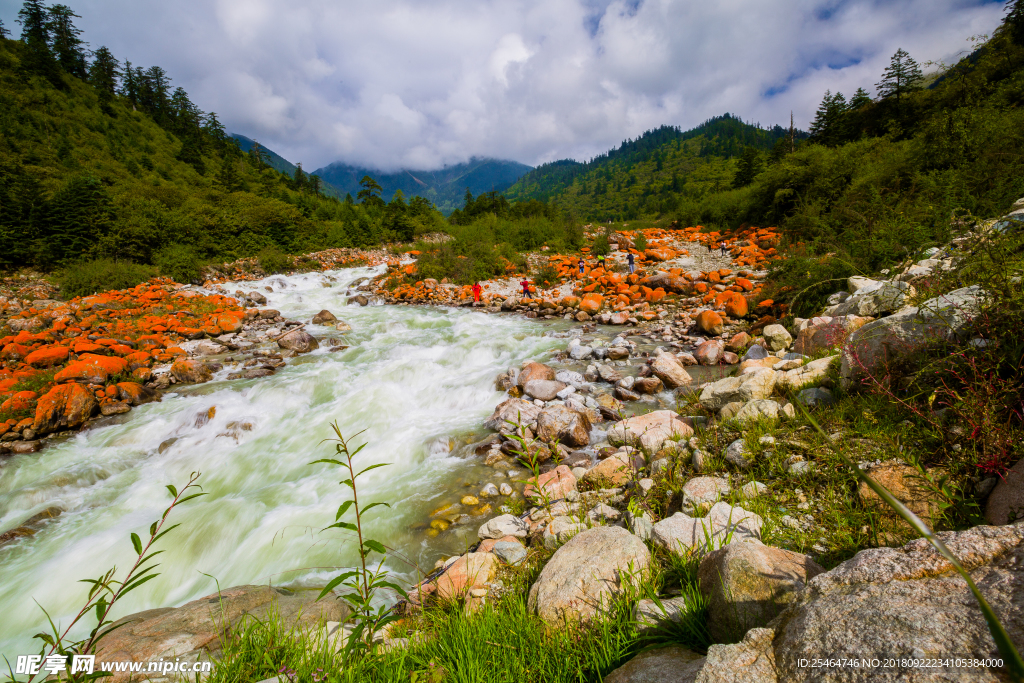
[696,310,725,335]
[24,346,70,367]
[217,313,244,333]
[644,247,675,262]
[54,354,129,384]
[579,294,604,315]
[559,296,581,308]
[1,343,33,361]
[724,294,749,319]
[735,278,754,292]
[116,382,157,406]
[32,383,98,434]
[124,351,152,370]
[1,391,38,412]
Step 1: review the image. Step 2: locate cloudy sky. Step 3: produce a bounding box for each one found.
[1,0,1008,170]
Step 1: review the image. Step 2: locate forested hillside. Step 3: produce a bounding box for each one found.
[0,1,446,285]
[313,157,533,214]
[505,116,802,219]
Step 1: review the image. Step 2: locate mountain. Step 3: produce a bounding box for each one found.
[505,115,806,220]
[313,157,533,214]
[230,134,299,176]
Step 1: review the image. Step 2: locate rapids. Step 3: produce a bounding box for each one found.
[0,266,568,657]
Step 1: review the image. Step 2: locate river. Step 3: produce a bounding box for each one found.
[0,265,569,658]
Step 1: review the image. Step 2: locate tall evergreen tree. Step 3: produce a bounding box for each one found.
[46,4,87,77]
[293,163,307,192]
[876,48,924,105]
[358,175,384,208]
[808,90,849,147]
[1005,0,1024,45]
[0,18,9,39]
[732,146,764,187]
[142,66,171,116]
[17,0,61,85]
[216,157,241,192]
[849,87,872,109]
[120,59,139,106]
[202,112,226,143]
[88,46,120,100]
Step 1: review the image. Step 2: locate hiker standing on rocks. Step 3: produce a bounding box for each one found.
[578,260,585,276]
[597,253,606,269]
[720,241,728,256]
[627,252,635,274]
[520,278,530,296]
[472,282,482,303]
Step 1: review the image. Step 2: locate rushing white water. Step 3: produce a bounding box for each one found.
[0,266,568,657]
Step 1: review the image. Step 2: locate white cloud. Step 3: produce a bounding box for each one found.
[11,0,1007,170]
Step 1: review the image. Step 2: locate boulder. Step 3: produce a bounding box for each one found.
[762,324,792,351]
[95,585,348,682]
[651,502,763,556]
[734,399,782,424]
[478,514,528,540]
[696,310,725,335]
[650,353,692,388]
[742,343,770,361]
[54,354,128,384]
[170,359,213,384]
[632,597,698,634]
[603,646,705,683]
[833,280,913,317]
[775,355,838,392]
[727,331,751,352]
[795,387,835,408]
[858,462,942,529]
[840,286,986,385]
[277,328,319,353]
[536,404,591,446]
[517,361,556,388]
[699,368,776,411]
[694,339,725,366]
[524,379,567,401]
[986,457,1024,526]
[348,295,369,306]
[598,364,623,383]
[524,465,578,501]
[699,541,825,642]
[492,540,527,566]
[772,523,1024,681]
[724,438,752,469]
[483,397,542,433]
[607,410,694,453]
[32,384,98,434]
[434,552,498,599]
[528,526,652,623]
[335,320,352,333]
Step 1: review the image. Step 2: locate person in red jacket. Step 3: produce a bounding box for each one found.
[520,278,530,296]
[472,282,482,302]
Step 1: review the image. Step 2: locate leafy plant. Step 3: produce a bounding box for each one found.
[310,424,408,656]
[5,473,206,682]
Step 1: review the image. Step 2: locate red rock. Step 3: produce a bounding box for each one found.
[54,354,129,384]
[217,314,243,333]
[727,331,751,352]
[32,384,98,434]
[170,359,212,384]
[524,465,577,501]
[724,295,748,318]
[24,346,70,367]
[1,391,37,412]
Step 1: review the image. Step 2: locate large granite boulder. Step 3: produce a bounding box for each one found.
[535,404,591,446]
[483,397,542,433]
[607,410,694,453]
[650,352,693,388]
[699,368,776,411]
[277,328,319,353]
[774,355,838,393]
[651,502,763,556]
[528,526,652,623]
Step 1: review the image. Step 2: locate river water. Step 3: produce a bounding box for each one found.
[0,266,569,657]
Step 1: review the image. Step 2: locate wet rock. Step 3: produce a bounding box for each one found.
[100,402,132,416]
[349,295,369,306]
[524,464,578,501]
[633,376,664,394]
[699,541,825,642]
[334,320,352,333]
[32,384,98,435]
[528,526,652,623]
[478,514,528,540]
[312,309,337,324]
[524,379,567,401]
[171,359,213,384]
[650,352,692,388]
[484,397,542,433]
[277,328,319,353]
[517,361,556,388]
[258,309,281,319]
[694,339,725,366]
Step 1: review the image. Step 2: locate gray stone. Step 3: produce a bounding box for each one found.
[555,370,586,388]
[535,404,591,447]
[524,379,567,401]
[699,540,825,642]
[529,526,652,623]
[775,355,838,393]
[725,438,752,469]
[650,353,693,388]
[607,410,694,453]
[569,344,593,360]
[651,502,763,555]
[681,476,731,512]
[742,344,770,361]
[734,399,782,425]
[633,596,698,633]
[492,540,528,566]
[762,324,792,351]
[477,514,528,540]
[625,509,653,541]
[833,280,913,317]
[603,646,705,683]
[598,364,623,383]
[986,457,1024,525]
[699,368,776,411]
[796,387,835,408]
[483,398,542,433]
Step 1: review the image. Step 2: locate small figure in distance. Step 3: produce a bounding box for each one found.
[720,240,728,256]
[472,282,482,303]
[578,259,585,276]
[627,252,635,275]
[520,277,530,297]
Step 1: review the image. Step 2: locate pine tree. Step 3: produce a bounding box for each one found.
[358,175,384,208]
[1005,0,1024,45]
[850,87,872,109]
[216,156,241,192]
[88,46,120,100]
[120,59,139,106]
[202,112,226,143]
[875,48,924,105]
[808,90,849,146]
[0,18,9,39]
[293,163,307,192]
[17,0,61,85]
[47,4,87,78]
[732,146,763,187]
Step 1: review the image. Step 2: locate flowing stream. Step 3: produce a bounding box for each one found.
[0,266,569,657]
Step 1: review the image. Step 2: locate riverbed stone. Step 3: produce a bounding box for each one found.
[694,339,725,366]
[650,352,692,388]
[435,552,498,599]
[32,383,98,434]
[524,379,567,401]
[583,450,632,486]
[699,368,776,411]
[524,465,577,501]
[492,540,527,566]
[483,397,542,433]
[607,410,693,453]
[535,404,590,447]
[517,361,556,388]
[762,324,792,351]
[170,359,213,384]
[277,328,319,353]
[734,399,781,425]
[603,646,705,683]
[478,514,528,540]
[528,526,652,623]
[652,502,763,555]
[681,476,731,512]
[311,309,337,324]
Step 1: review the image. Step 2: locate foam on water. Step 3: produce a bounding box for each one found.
[0,266,564,657]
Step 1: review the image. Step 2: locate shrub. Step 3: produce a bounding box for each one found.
[634,231,648,251]
[258,245,292,274]
[56,258,158,298]
[154,243,202,284]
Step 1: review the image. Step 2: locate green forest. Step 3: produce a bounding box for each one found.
[0,0,448,285]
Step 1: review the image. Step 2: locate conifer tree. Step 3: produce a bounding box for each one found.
[47,4,87,77]
[732,146,763,187]
[358,175,384,208]
[120,59,139,106]
[875,48,924,105]
[0,18,9,39]
[88,46,120,100]
[17,0,61,85]
[850,87,872,109]
[202,112,226,143]
[216,157,241,192]
[808,91,850,147]
[1005,0,1024,45]
[293,163,307,191]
